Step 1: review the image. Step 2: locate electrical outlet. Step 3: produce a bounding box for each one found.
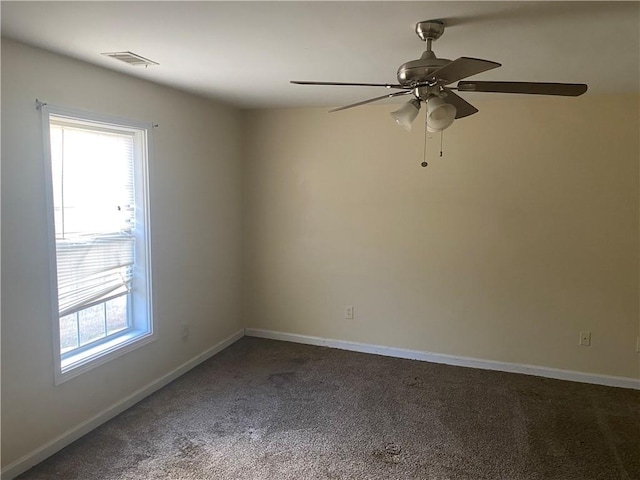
[182,323,189,340]
[636,336,640,353]
[345,305,354,320]
[579,330,591,346]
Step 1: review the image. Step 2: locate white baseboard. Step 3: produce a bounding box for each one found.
[245,328,640,391]
[1,328,245,480]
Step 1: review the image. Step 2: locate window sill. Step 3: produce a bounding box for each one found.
[57,329,156,384]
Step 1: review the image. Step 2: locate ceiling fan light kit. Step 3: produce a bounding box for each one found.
[425,96,457,133]
[391,99,421,131]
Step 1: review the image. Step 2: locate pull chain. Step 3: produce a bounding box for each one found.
[440,131,444,157]
[421,120,428,168]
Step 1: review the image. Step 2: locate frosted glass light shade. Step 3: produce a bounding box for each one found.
[390,99,421,131]
[426,96,456,132]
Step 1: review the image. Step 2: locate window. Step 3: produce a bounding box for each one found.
[42,105,154,383]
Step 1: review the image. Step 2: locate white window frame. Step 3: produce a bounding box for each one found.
[41,104,155,384]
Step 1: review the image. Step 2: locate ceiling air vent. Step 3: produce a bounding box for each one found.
[101,51,159,67]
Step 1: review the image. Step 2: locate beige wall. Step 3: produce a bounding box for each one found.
[243,95,640,380]
[1,39,243,467]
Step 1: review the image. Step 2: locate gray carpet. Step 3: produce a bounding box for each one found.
[17,337,640,479]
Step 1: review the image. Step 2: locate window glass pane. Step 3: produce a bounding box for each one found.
[52,126,134,238]
[59,312,79,352]
[106,295,129,335]
[51,120,136,335]
[78,303,106,346]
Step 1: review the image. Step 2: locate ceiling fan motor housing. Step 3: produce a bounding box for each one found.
[397,52,451,86]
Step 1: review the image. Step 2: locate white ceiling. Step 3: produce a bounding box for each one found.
[2,1,639,109]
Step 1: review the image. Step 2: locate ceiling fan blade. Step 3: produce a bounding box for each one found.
[330,91,413,112]
[430,57,501,85]
[442,89,478,119]
[291,80,406,89]
[457,81,588,96]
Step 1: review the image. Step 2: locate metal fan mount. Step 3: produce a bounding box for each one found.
[415,20,445,42]
[290,19,587,124]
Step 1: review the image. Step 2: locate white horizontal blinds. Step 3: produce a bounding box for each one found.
[50,119,136,317]
[56,236,134,316]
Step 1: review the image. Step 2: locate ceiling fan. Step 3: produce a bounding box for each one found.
[291,20,587,133]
